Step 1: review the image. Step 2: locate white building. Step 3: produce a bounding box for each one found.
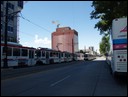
[89,46,94,51]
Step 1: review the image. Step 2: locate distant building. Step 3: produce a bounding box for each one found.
[52,27,79,53]
[89,46,94,51]
[1,1,23,43]
[84,46,95,55]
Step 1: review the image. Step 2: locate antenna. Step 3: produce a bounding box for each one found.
[52,20,60,28]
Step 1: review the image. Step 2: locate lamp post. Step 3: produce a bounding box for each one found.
[56,43,62,51]
[105,42,108,60]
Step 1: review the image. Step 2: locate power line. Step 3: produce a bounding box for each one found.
[2,19,50,41]
[19,31,36,37]
[19,12,52,33]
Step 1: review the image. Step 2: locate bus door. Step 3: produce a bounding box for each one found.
[46,51,50,64]
[29,49,35,66]
[58,52,61,63]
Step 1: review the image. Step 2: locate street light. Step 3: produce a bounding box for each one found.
[56,43,62,51]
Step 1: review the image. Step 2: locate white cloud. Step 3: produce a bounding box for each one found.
[23,42,29,46]
[34,35,51,48]
[20,35,51,48]
[21,42,32,47]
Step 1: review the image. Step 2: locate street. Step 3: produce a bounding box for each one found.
[1,57,127,96]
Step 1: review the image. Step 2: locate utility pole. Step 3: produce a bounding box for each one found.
[3,1,22,68]
[72,38,74,53]
[3,1,9,68]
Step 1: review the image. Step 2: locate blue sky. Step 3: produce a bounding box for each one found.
[19,1,102,53]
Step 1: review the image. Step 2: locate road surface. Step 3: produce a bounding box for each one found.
[1,57,127,96]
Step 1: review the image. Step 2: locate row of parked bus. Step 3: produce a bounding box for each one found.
[84,53,96,60]
[1,41,77,68]
[76,53,96,61]
[1,42,96,68]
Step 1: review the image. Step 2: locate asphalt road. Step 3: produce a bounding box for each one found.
[1,57,127,96]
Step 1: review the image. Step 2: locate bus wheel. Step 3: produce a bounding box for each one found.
[50,59,54,64]
[36,61,43,65]
[109,66,112,74]
[113,72,118,79]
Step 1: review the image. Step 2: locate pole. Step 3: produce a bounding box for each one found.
[3,1,8,68]
[72,38,74,53]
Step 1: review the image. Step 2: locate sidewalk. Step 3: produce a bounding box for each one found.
[95,56,106,61]
[1,67,14,72]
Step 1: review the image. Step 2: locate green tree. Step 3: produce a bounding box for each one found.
[79,50,84,53]
[90,1,127,35]
[99,34,110,55]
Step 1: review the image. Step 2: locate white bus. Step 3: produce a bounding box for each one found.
[84,53,95,60]
[106,17,127,76]
[35,47,61,65]
[76,53,84,60]
[1,41,36,67]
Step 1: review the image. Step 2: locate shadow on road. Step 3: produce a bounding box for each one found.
[114,75,127,85]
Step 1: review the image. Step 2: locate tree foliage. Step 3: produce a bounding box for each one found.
[99,34,110,55]
[79,50,84,53]
[90,1,127,34]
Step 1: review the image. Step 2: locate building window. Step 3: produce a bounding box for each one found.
[1,24,2,31]
[18,1,23,9]
[11,27,13,32]
[8,2,14,10]
[7,26,13,33]
[1,34,4,41]
[1,1,3,5]
[8,16,14,21]
[8,37,17,42]
[1,11,3,17]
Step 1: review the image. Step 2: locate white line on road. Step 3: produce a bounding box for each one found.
[50,75,71,87]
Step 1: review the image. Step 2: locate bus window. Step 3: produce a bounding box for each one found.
[36,50,41,57]
[42,51,45,57]
[21,49,28,56]
[50,52,54,57]
[62,53,63,57]
[2,47,12,56]
[29,50,34,58]
[13,48,20,56]
[7,47,12,56]
[56,52,58,57]
[46,52,49,59]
